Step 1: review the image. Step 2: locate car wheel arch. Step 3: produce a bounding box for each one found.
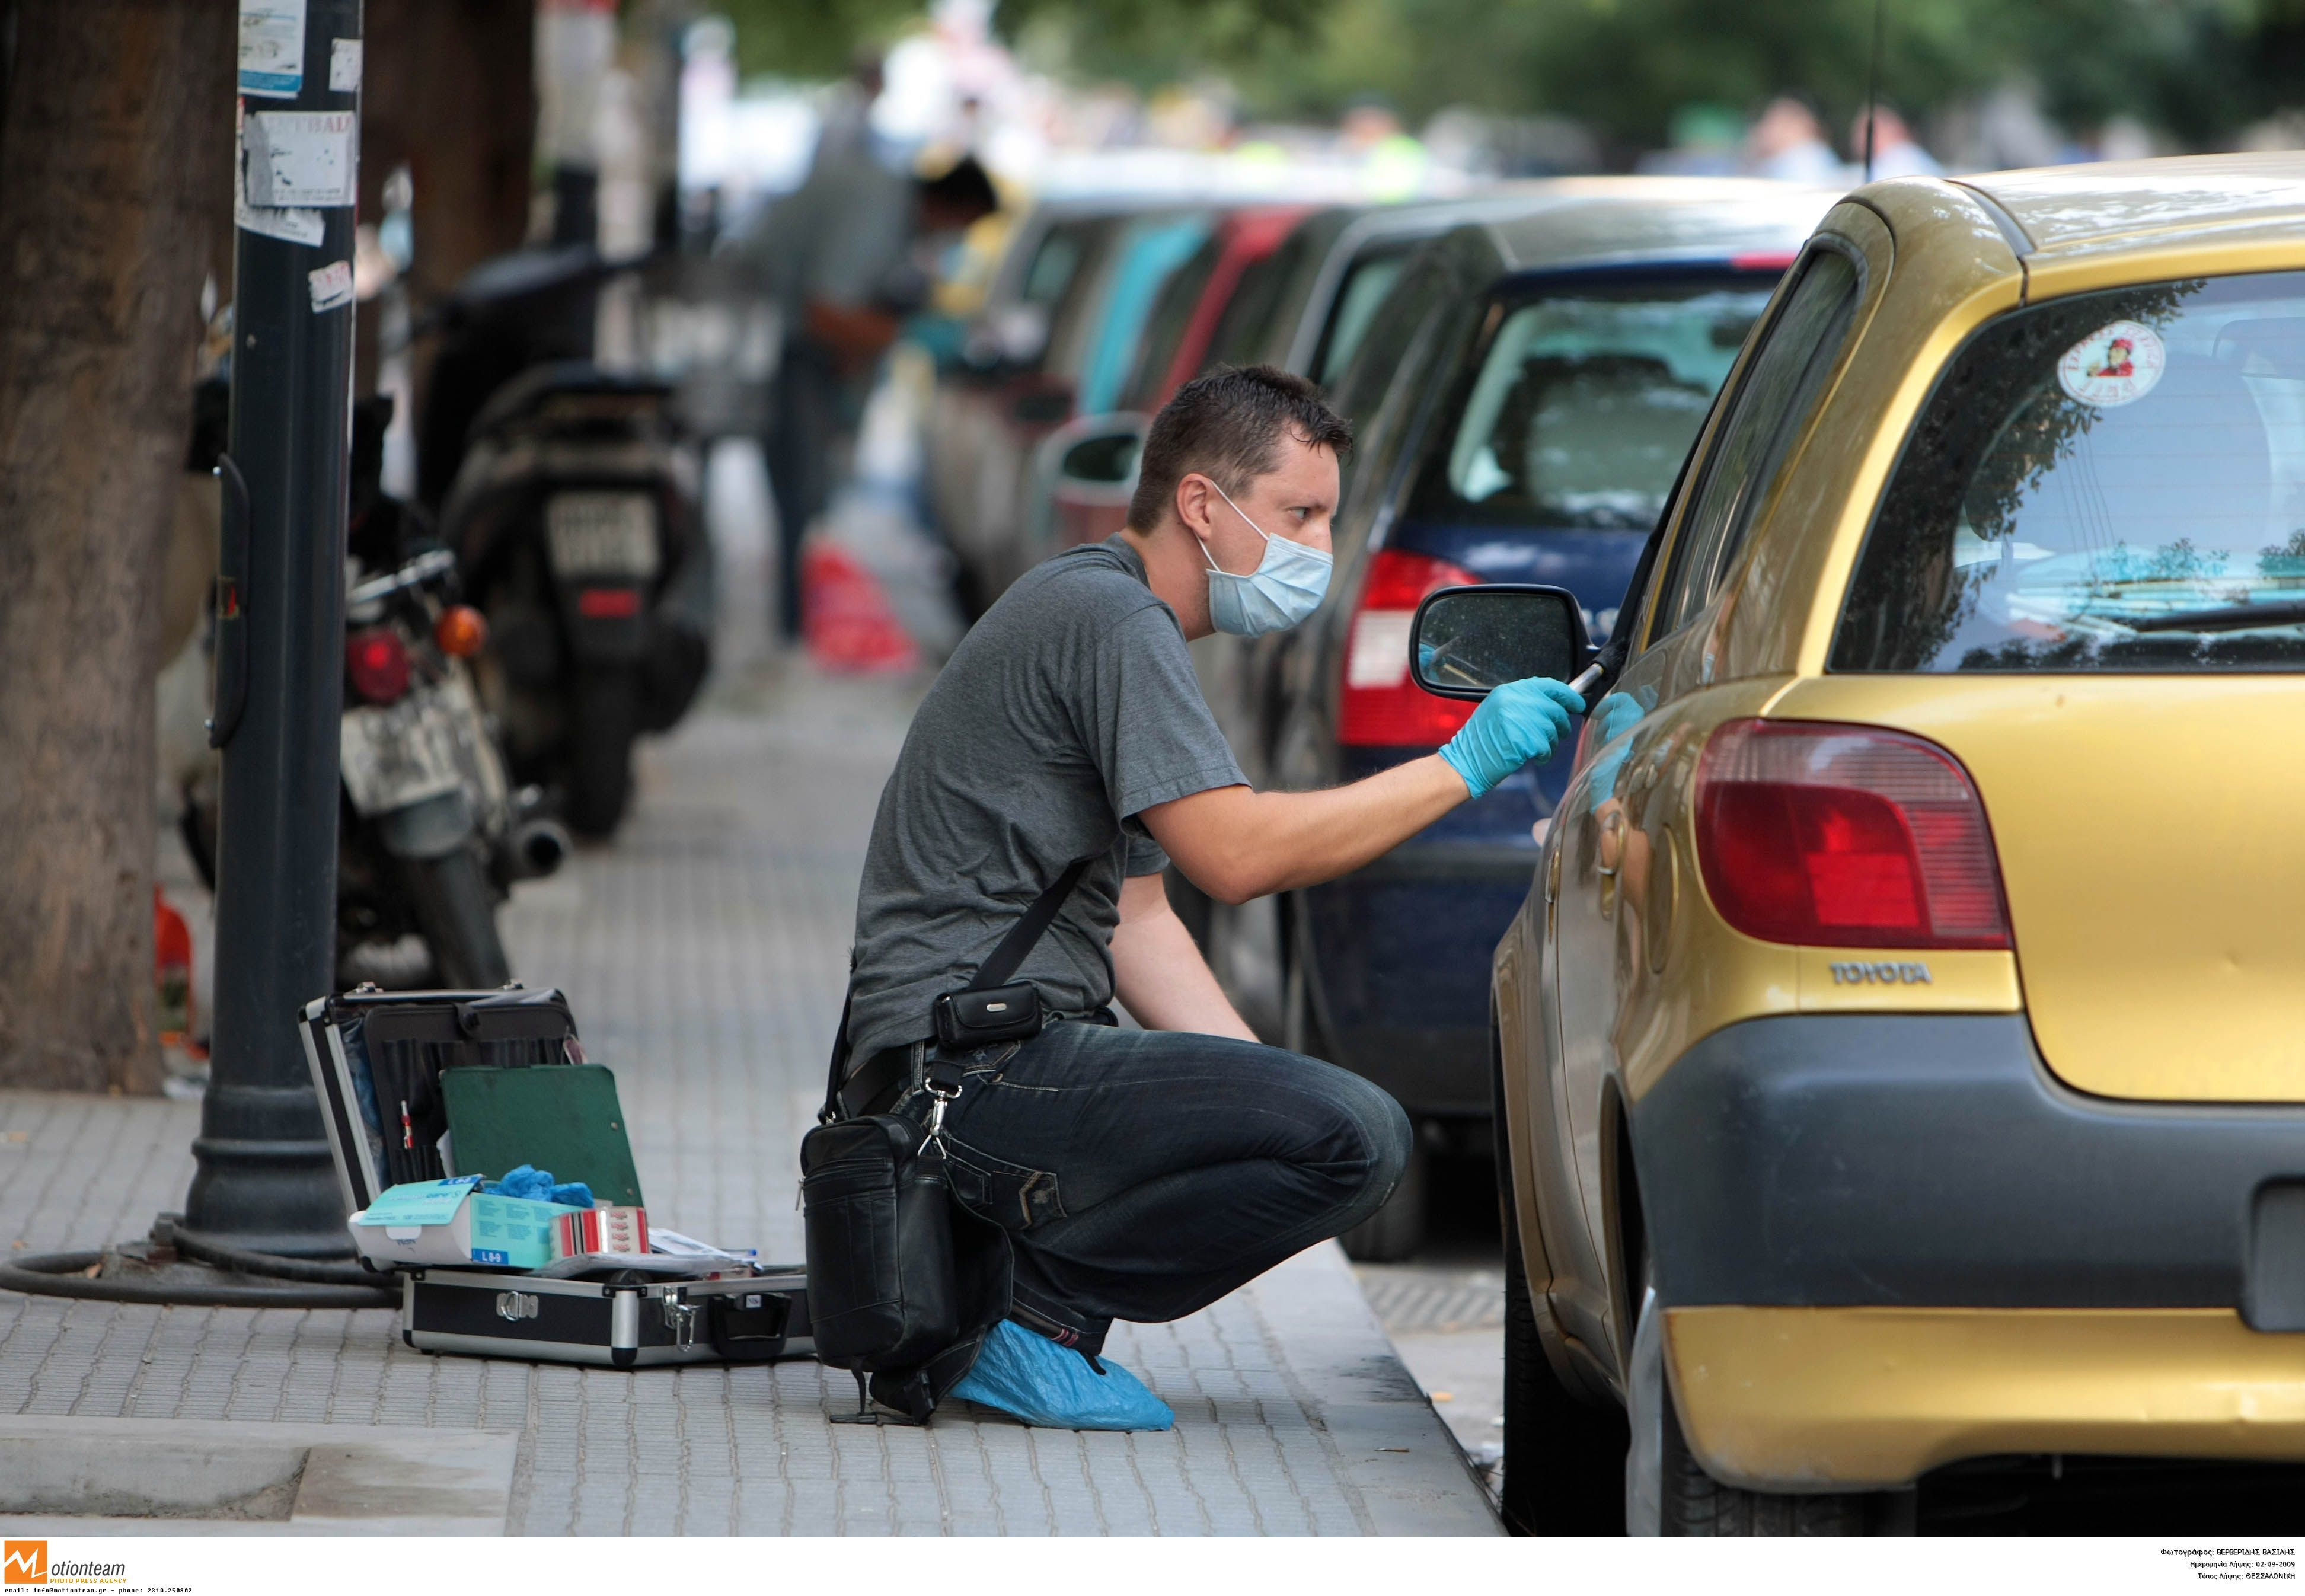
[1491,1000,1613,1403]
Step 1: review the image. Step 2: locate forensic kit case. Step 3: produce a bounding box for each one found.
[299,984,812,1368]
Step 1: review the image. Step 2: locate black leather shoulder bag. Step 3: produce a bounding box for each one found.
[799,858,1090,1423]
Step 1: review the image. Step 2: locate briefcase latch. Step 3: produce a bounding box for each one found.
[496,1290,540,1322]
[661,1292,697,1349]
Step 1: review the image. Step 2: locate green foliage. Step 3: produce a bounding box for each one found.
[716,0,927,81]
[721,0,2305,147]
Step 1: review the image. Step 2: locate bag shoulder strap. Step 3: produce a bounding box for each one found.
[819,983,857,1126]
[820,856,1094,1123]
[968,854,1093,992]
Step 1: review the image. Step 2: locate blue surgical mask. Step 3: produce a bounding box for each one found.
[1198,482,1332,637]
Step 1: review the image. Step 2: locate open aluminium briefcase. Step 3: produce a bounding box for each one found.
[299,984,812,1368]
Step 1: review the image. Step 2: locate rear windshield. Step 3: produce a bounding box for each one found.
[1404,278,1773,530]
[1834,272,2305,673]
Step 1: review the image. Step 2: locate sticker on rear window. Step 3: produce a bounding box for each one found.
[2057,320,2166,407]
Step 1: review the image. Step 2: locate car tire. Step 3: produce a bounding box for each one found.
[1281,918,1325,1059]
[1340,1131,1427,1262]
[1495,1037,1627,1533]
[1624,1257,1907,1535]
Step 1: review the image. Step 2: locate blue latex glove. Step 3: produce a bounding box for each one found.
[1585,691,1648,805]
[948,1319,1176,1431]
[482,1164,593,1209]
[484,1164,550,1200]
[1438,678,1586,799]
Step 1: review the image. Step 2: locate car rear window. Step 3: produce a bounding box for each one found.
[1404,279,1773,531]
[1834,272,2305,673]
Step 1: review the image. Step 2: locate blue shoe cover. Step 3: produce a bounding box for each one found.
[948,1319,1174,1431]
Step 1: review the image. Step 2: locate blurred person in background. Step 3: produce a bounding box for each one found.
[1746,95,1843,183]
[812,50,888,175]
[746,148,998,641]
[1851,105,1943,180]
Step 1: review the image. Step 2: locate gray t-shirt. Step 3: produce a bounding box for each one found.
[846,537,1246,1063]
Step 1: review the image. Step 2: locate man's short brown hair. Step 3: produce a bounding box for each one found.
[1127,365,1353,531]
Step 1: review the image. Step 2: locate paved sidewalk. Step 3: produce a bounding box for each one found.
[0,667,1498,1536]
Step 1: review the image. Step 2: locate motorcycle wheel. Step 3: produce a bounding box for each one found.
[565,667,639,839]
[398,847,512,989]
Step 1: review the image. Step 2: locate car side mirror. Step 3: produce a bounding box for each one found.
[1408,583,1594,698]
[1054,414,1145,490]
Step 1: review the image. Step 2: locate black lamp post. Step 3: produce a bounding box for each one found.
[186,0,365,1255]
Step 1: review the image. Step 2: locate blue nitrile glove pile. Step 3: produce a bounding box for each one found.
[948,1319,1174,1431]
[1439,678,1586,799]
[482,1164,595,1209]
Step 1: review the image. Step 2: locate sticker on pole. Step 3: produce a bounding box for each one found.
[308,260,355,314]
[242,110,357,209]
[232,101,323,244]
[2057,320,2167,408]
[238,0,307,99]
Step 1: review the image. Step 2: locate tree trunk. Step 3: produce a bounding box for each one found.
[357,0,537,395]
[0,1,232,1091]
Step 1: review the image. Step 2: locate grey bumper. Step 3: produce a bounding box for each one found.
[1630,1014,2305,1327]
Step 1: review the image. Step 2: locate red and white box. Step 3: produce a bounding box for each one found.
[553,1205,648,1260]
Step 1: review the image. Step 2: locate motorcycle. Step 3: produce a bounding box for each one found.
[182,391,569,988]
[330,545,569,986]
[425,247,711,839]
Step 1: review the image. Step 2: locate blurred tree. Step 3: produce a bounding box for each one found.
[992,0,2301,154]
[0,0,232,1091]
[716,0,931,79]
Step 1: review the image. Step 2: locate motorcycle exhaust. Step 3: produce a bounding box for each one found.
[499,817,572,881]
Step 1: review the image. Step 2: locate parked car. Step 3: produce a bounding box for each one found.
[1036,194,1565,564]
[1482,153,2305,1534]
[1033,204,1315,556]
[929,199,1214,609]
[1215,180,1838,1258]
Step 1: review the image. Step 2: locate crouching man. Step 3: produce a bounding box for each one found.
[838,366,1582,1427]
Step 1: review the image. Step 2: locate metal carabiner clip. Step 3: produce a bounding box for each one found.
[918,1079,959,1155]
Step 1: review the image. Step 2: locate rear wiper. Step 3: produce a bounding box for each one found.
[2125,599,2305,634]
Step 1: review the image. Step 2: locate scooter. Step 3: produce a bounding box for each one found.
[425,247,711,838]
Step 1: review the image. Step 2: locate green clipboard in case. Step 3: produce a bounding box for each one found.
[439,1062,646,1208]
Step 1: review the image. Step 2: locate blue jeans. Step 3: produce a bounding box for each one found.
[894,1020,1412,1356]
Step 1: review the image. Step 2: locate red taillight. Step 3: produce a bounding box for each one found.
[1694,720,2010,950]
[345,627,410,704]
[577,587,642,618]
[1338,549,1479,746]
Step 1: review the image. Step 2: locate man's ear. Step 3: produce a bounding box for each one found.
[1173,471,1215,540]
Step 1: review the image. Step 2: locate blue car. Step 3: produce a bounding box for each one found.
[1196,180,1837,1256]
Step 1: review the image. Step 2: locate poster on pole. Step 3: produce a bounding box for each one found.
[239,0,307,99]
[242,111,358,209]
[233,100,325,246]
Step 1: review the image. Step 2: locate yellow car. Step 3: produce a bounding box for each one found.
[1442,153,2305,1534]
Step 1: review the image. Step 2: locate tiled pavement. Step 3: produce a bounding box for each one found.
[0,665,1498,1536]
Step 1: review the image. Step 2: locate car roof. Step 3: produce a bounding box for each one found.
[1475,178,1841,276]
[1948,152,2305,258]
